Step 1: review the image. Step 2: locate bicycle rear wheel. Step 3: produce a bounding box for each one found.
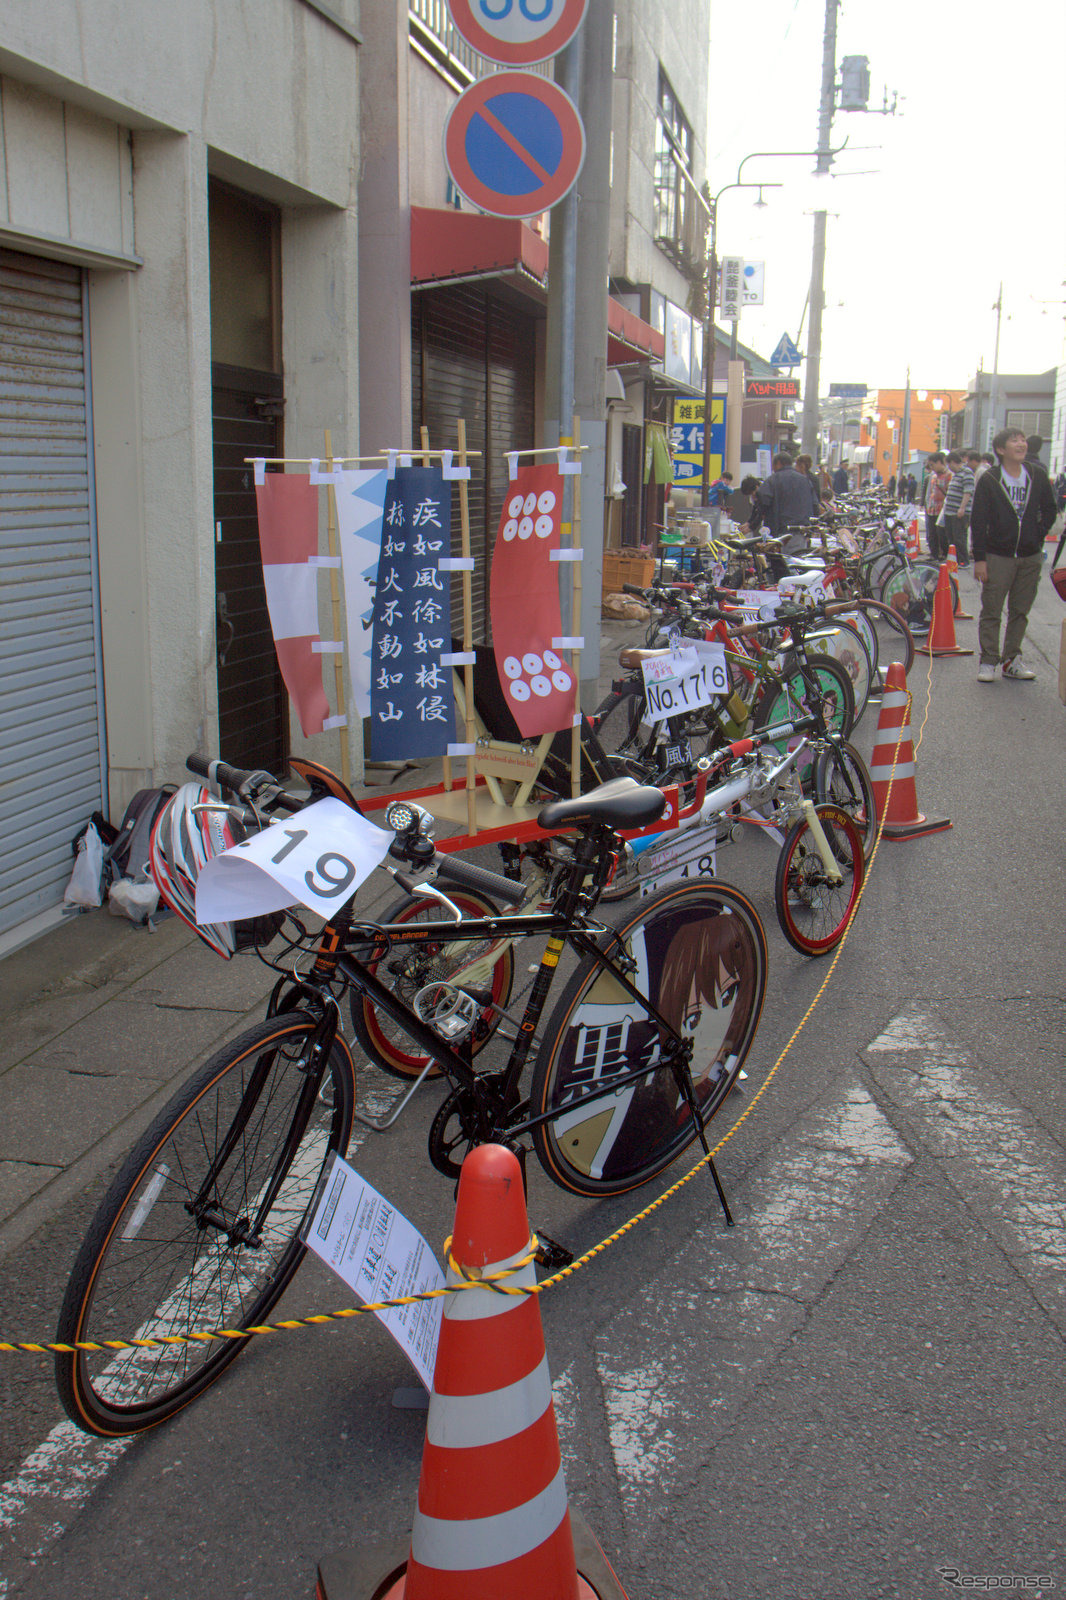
[351,889,514,1079]
[774,803,863,957]
[529,882,767,1197]
[852,598,915,678]
[55,1013,355,1436]
[809,620,872,727]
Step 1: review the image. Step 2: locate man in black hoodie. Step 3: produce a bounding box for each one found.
[971,426,1058,681]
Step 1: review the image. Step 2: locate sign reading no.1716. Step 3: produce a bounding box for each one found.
[447,0,588,65]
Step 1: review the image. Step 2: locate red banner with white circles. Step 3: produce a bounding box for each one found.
[489,464,576,738]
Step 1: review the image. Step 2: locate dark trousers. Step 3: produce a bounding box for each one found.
[926,512,945,561]
[942,513,969,563]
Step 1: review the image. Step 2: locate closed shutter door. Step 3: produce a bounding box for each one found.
[412,286,536,642]
[0,249,104,935]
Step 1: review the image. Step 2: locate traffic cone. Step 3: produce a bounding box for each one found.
[917,563,973,656]
[946,543,958,575]
[869,663,951,840]
[316,1145,629,1600]
[907,518,920,557]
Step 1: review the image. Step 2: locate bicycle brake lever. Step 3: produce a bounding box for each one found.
[388,866,463,923]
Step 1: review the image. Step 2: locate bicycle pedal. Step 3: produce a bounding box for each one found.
[534,1231,574,1271]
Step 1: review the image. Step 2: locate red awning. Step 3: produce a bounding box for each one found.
[607,297,665,365]
[411,208,664,363]
[411,207,549,294]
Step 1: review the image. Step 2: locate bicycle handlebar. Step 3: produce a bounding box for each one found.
[433,853,527,907]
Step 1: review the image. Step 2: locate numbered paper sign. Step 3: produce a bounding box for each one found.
[640,640,728,723]
[303,1154,444,1390]
[447,0,588,65]
[194,798,391,924]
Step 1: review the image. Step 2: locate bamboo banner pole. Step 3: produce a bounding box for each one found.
[323,429,352,787]
[456,419,477,837]
[244,452,482,467]
[569,415,582,798]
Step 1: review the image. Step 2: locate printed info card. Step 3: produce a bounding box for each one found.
[304,1153,444,1389]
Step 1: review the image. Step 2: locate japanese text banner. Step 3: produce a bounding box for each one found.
[488,464,575,738]
[370,466,453,759]
[254,473,330,738]
[335,468,389,719]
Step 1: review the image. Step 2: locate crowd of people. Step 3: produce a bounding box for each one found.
[721,430,1060,683]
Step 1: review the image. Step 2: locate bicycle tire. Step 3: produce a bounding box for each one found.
[852,598,915,678]
[808,620,872,728]
[529,881,767,1197]
[351,889,514,1080]
[55,1013,355,1436]
[813,742,877,861]
[752,656,855,757]
[879,561,958,622]
[774,803,864,957]
[591,687,646,759]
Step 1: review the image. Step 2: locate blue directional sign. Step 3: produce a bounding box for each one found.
[829,383,868,398]
[444,72,585,219]
[770,332,803,369]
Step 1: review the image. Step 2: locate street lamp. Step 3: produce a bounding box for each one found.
[699,178,781,490]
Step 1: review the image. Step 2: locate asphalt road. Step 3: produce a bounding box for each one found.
[1,567,1064,1600]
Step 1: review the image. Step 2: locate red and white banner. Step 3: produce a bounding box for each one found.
[254,473,331,738]
[489,464,575,738]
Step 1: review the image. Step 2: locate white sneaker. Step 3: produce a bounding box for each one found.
[1002,657,1036,680]
[977,662,996,683]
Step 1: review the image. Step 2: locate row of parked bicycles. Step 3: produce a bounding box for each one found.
[54,509,918,1439]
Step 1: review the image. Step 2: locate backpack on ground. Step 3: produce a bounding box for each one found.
[106,785,178,885]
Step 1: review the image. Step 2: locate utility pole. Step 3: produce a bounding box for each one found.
[800,0,839,457]
[898,368,911,482]
[987,283,1003,450]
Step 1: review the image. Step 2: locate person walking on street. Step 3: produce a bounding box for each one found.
[794,454,821,518]
[832,462,849,496]
[818,463,835,503]
[941,450,975,565]
[924,452,951,561]
[972,426,1058,682]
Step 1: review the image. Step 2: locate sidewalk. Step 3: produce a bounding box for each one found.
[0,620,641,1261]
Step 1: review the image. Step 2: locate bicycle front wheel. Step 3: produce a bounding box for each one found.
[774,803,864,957]
[852,598,915,679]
[55,1013,355,1436]
[809,620,872,728]
[752,656,855,763]
[529,882,767,1197]
[814,742,877,861]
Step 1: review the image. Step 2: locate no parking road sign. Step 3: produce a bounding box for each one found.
[447,0,588,65]
[444,72,585,219]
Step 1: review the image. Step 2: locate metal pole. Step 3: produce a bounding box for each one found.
[800,0,839,457]
[988,283,1003,448]
[898,368,911,483]
[701,205,717,493]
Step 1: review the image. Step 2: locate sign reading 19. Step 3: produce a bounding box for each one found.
[239,827,357,898]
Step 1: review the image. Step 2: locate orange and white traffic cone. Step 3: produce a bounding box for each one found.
[317,1145,629,1600]
[870,663,951,840]
[907,518,920,557]
[946,543,958,575]
[917,563,973,656]
[945,543,974,619]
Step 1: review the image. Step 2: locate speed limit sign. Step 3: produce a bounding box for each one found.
[447,0,588,66]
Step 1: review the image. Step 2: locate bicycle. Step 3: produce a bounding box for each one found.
[55,757,767,1436]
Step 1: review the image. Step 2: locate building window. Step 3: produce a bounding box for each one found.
[1006,409,1052,436]
[654,71,695,261]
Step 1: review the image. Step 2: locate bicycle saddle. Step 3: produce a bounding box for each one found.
[617,645,670,668]
[537,777,666,833]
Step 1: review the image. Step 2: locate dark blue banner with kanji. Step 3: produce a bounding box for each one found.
[369,465,453,759]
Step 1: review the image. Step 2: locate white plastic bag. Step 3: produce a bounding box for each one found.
[108,877,160,925]
[65,823,105,908]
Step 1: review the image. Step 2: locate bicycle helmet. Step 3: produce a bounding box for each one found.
[149,783,248,958]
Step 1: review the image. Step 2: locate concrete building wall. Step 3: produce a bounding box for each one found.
[1,0,362,814]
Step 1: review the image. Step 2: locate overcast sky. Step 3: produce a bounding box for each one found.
[706,0,1066,395]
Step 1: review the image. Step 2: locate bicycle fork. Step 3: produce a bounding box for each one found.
[796,798,844,884]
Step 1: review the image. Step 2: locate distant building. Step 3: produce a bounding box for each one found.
[961,370,1056,458]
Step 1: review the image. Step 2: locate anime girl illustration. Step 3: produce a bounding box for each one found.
[546,900,760,1182]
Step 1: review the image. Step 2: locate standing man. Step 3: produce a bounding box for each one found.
[832,461,849,496]
[971,426,1058,682]
[747,453,816,560]
[924,452,952,561]
[705,469,734,538]
[941,450,975,565]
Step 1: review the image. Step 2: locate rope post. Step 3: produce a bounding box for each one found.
[323,429,352,787]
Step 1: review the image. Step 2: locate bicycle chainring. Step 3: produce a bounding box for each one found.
[427,1072,512,1179]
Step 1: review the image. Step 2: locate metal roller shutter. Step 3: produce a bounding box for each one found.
[0,249,105,936]
[412,285,536,642]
